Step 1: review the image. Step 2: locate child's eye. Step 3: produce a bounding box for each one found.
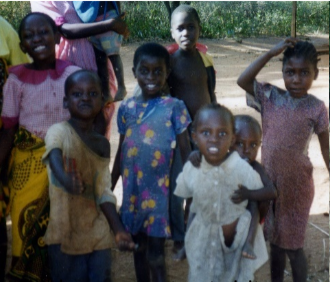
[188,25,195,30]
[72,92,82,97]
[251,143,257,148]
[301,70,309,76]
[236,142,244,147]
[219,132,227,137]
[139,69,148,75]
[89,92,98,97]
[202,131,210,136]
[155,69,163,75]
[40,29,49,35]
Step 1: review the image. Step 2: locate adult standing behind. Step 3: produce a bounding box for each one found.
[0,16,31,281]
[30,1,129,138]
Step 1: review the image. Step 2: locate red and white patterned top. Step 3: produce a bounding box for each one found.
[1,59,80,139]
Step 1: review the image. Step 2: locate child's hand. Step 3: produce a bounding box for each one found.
[115,231,136,251]
[188,150,202,168]
[64,171,85,195]
[113,12,129,39]
[231,184,250,204]
[268,37,298,57]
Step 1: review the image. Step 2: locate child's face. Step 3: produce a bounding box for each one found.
[192,110,235,166]
[64,73,103,121]
[232,123,261,163]
[133,55,169,99]
[282,56,318,98]
[19,14,59,69]
[171,12,200,52]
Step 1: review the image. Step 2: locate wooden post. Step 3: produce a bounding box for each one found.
[291,1,297,37]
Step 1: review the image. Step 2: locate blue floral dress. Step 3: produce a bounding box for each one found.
[117,95,191,238]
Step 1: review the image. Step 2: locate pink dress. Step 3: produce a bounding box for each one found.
[247,81,329,249]
[30,1,116,137]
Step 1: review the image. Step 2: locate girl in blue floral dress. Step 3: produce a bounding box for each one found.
[111,43,191,282]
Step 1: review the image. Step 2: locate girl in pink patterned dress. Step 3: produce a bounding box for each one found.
[0,13,80,281]
[237,39,329,282]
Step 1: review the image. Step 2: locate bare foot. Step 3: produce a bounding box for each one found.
[242,242,256,259]
[114,86,127,102]
[172,246,187,262]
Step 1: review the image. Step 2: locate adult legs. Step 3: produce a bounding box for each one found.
[109,55,127,101]
[0,216,7,281]
[286,248,307,282]
[270,243,286,282]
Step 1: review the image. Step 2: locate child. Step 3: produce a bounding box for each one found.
[0,12,81,281]
[73,1,127,101]
[111,43,191,282]
[0,16,31,282]
[31,1,129,138]
[231,115,277,258]
[237,39,329,282]
[174,103,268,282]
[168,4,217,254]
[42,70,135,282]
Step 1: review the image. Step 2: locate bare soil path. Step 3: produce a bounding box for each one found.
[6,35,329,282]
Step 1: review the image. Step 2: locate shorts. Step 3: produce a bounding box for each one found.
[48,244,112,282]
[89,10,123,56]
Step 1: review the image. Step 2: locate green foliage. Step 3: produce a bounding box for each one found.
[0,1,328,41]
[0,1,31,31]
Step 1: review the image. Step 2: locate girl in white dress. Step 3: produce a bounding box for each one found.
[174,103,268,282]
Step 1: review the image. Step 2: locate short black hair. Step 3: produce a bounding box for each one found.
[192,102,235,133]
[234,115,262,137]
[64,70,102,96]
[133,42,170,70]
[19,12,58,41]
[283,41,319,69]
[171,4,201,26]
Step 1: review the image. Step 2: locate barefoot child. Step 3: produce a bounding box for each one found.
[73,1,128,101]
[168,4,217,254]
[237,39,329,282]
[174,103,268,282]
[111,43,191,282]
[0,12,81,281]
[42,70,135,282]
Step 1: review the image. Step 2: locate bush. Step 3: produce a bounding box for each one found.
[0,1,328,40]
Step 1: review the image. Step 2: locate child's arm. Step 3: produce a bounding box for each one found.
[237,37,298,96]
[100,202,135,251]
[48,148,84,194]
[243,200,259,259]
[318,129,330,173]
[59,13,129,39]
[231,161,277,203]
[0,127,16,167]
[111,134,125,191]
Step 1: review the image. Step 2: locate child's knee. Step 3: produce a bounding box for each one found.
[147,252,165,268]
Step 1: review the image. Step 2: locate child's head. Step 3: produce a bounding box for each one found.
[282,41,319,98]
[19,12,59,68]
[171,5,201,52]
[133,43,170,99]
[64,70,103,120]
[232,115,262,164]
[192,103,235,166]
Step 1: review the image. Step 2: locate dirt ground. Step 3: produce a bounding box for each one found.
[6,35,329,281]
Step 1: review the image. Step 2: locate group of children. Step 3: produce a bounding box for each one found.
[0,3,328,282]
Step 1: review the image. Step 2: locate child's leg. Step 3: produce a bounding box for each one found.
[0,216,7,281]
[133,233,150,282]
[88,248,112,282]
[169,146,185,254]
[286,248,307,282]
[93,46,111,100]
[147,236,166,282]
[109,55,127,101]
[270,243,286,282]
[242,200,259,259]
